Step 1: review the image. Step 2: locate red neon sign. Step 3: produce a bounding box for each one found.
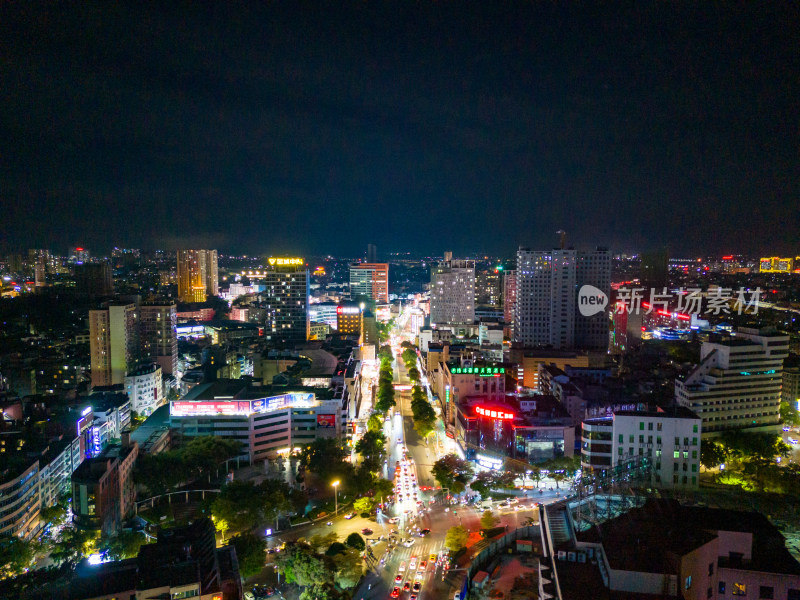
[475,406,514,420]
[722,255,733,260]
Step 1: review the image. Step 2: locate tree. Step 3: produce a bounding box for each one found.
[371,477,394,501]
[470,471,496,497]
[309,532,339,554]
[355,430,386,472]
[345,532,365,551]
[51,527,98,567]
[300,582,348,600]
[401,348,417,365]
[300,438,349,476]
[407,366,420,382]
[432,454,474,490]
[353,496,376,514]
[367,413,384,433]
[332,547,363,589]
[214,517,230,541]
[275,542,335,587]
[413,418,435,438]
[100,530,148,560]
[480,510,499,530]
[378,345,393,359]
[230,532,266,578]
[700,439,728,471]
[0,536,38,578]
[444,526,469,552]
[211,480,267,531]
[527,467,542,488]
[552,472,567,489]
[781,401,800,427]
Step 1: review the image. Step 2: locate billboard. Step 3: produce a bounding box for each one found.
[171,401,252,416]
[316,414,336,428]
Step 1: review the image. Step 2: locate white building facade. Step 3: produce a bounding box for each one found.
[124,363,163,416]
[430,258,475,326]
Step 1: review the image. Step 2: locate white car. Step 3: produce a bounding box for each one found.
[409,557,417,571]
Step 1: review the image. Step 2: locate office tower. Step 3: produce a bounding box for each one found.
[176,249,218,303]
[676,327,789,436]
[260,258,309,345]
[69,247,91,263]
[515,246,610,350]
[360,309,379,347]
[503,270,516,324]
[349,263,389,304]
[575,248,612,350]
[139,302,178,376]
[90,303,139,387]
[367,243,377,263]
[475,269,502,307]
[337,303,362,335]
[430,255,475,326]
[74,262,114,297]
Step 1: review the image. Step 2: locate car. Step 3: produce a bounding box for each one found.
[791,438,799,445]
[403,538,415,547]
[454,593,461,600]
[418,560,427,571]
[784,426,791,432]
[344,512,356,519]
[397,439,402,443]
[413,581,421,592]
[409,557,417,571]
[390,587,401,598]
[326,521,333,526]
[388,517,400,524]
[362,528,373,535]
[395,574,403,583]
[429,553,437,562]
[403,582,411,591]
[410,595,418,600]
[419,528,430,536]
[399,561,406,572]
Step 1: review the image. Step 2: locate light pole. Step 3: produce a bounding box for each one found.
[332,480,340,515]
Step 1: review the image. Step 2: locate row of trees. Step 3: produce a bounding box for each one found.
[135,436,242,495]
[374,347,396,414]
[399,343,438,438]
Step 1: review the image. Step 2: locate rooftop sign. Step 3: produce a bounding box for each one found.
[268,257,304,266]
[451,366,504,376]
[475,406,514,420]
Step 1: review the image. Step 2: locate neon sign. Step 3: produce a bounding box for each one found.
[475,406,514,420]
[268,257,304,266]
[451,367,504,376]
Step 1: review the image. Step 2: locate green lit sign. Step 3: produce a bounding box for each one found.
[450,366,505,376]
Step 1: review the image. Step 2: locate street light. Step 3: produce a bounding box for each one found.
[332,480,340,515]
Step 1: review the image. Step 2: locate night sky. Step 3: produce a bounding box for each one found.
[2,2,799,257]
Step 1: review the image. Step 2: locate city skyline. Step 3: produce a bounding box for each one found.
[2,3,799,256]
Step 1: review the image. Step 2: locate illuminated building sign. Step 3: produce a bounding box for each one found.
[91,426,102,456]
[475,406,514,420]
[316,414,336,428]
[77,415,92,436]
[337,306,361,315]
[760,257,797,273]
[268,257,304,266]
[450,367,505,376]
[171,393,316,417]
[81,406,92,416]
[476,453,503,470]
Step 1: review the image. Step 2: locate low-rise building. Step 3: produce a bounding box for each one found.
[124,363,163,417]
[540,498,800,600]
[169,381,344,463]
[456,395,574,468]
[581,406,702,490]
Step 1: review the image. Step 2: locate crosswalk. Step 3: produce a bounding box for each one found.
[378,538,448,597]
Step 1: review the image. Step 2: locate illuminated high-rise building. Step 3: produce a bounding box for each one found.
[90,303,139,387]
[177,249,218,303]
[430,256,475,326]
[503,269,517,324]
[475,269,502,307]
[139,302,178,376]
[349,263,389,304]
[259,258,310,346]
[515,246,610,350]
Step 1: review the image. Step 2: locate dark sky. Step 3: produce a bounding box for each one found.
[2,2,799,258]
